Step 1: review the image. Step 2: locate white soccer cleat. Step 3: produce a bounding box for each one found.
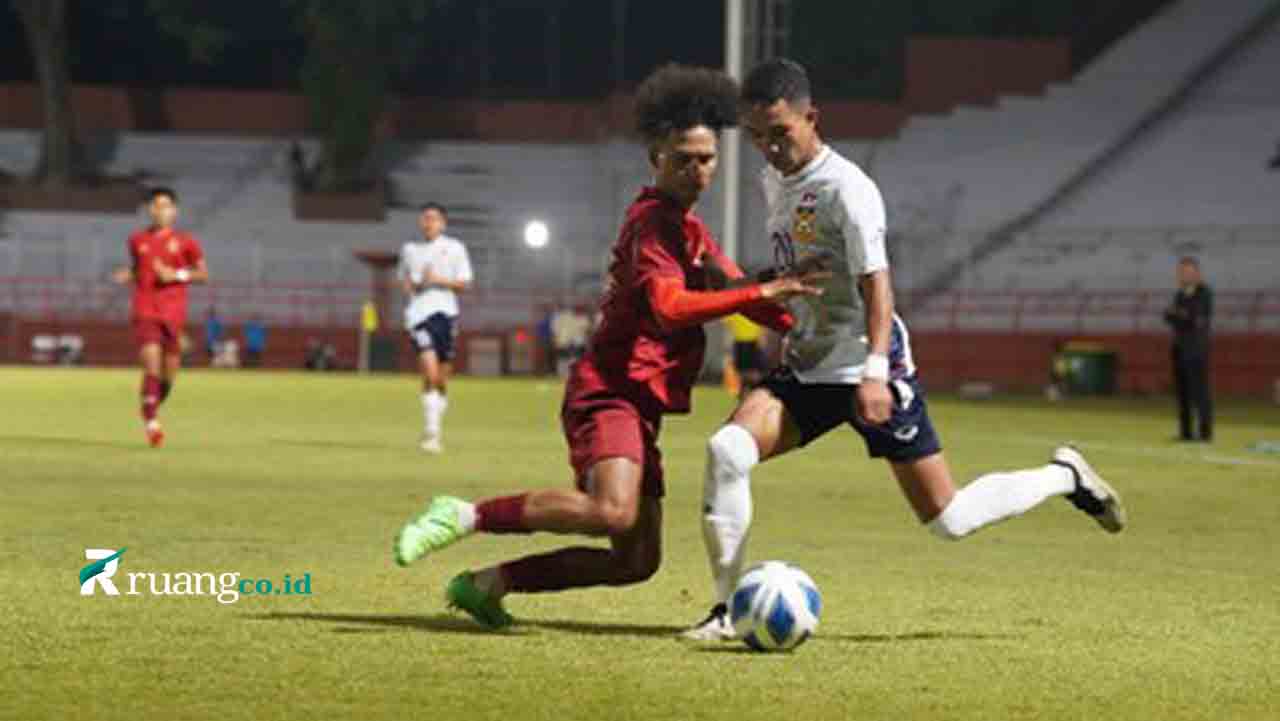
[680,603,736,642]
[1052,446,1126,533]
[420,436,443,454]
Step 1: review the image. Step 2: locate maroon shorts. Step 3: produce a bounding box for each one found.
[561,391,665,498]
[133,318,183,354]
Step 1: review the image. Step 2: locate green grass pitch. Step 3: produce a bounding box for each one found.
[3,366,1278,720]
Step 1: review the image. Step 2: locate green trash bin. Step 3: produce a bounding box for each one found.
[1055,342,1116,395]
[368,333,399,372]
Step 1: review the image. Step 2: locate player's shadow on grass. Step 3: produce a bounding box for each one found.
[520,618,685,639]
[826,630,1017,644]
[695,630,1018,654]
[253,612,515,635]
[253,612,683,639]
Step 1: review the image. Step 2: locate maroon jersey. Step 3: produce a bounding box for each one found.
[128,227,204,324]
[574,187,730,415]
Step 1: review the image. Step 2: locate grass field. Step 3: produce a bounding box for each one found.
[3,366,1279,721]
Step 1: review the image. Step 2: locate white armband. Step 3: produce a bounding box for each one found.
[176,269,191,283]
[864,353,889,382]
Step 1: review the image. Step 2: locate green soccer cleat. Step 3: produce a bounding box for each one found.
[393,495,472,567]
[446,572,514,629]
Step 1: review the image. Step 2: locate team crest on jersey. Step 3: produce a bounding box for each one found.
[791,192,819,244]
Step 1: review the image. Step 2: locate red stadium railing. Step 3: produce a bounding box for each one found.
[2,276,1278,333]
[5,277,1279,393]
[0,277,598,330]
[900,289,1280,333]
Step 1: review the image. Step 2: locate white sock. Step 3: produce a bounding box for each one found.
[456,500,476,533]
[928,464,1075,540]
[701,424,759,605]
[424,390,447,438]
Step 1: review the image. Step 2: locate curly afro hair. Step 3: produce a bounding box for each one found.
[634,64,739,144]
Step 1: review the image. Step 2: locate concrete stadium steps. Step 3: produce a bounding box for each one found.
[867,0,1277,231]
[944,227,1279,293]
[1043,21,1280,228]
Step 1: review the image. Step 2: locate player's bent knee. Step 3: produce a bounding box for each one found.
[596,502,639,536]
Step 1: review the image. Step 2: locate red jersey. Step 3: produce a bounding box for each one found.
[574,187,744,415]
[128,227,204,324]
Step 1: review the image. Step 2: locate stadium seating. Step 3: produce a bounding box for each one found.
[891,4,1280,304]
[858,0,1278,232]
[836,0,1280,311]
[3,0,1278,333]
[1043,19,1280,228]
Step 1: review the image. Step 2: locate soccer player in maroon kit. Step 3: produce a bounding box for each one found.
[392,64,827,628]
[112,188,209,447]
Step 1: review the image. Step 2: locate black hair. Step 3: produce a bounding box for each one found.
[148,186,178,203]
[1178,256,1200,268]
[420,202,448,218]
[742,57,812,106]
[634,63,739,144]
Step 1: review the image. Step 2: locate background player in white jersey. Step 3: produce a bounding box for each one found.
[398,203,474,453]
[683,59,1127,641]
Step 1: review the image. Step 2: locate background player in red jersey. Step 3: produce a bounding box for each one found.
[391,64,827,628]
[112,187,209,447]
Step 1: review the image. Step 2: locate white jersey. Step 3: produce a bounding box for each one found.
[397,235,473,328]
[762,145,914,384]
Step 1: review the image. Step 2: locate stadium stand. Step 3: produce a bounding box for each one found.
[2,0,1277,375]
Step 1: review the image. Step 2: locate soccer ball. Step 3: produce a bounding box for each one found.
[729,561,822,652]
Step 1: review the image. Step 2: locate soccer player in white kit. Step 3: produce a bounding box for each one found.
[398,203,474,453]
[683,59,1127,641]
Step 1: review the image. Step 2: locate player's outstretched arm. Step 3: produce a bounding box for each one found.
[647,273,823,332]
[705,248,834,332]
[111,266,134,285]
[705,247,834,290]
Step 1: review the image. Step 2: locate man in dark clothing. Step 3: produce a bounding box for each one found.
[1163,257,1213,442]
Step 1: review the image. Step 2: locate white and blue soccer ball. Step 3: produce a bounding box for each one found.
[729,561,822,652]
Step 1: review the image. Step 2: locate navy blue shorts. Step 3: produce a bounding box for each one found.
[759,366,942,462]
[408,313,456,362]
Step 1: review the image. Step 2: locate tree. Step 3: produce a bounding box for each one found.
[290,0,439,192]
[146,0,437,192]
[14,1,439,193]
[11,0,86,186]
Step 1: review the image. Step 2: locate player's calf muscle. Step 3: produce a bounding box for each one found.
[523,489,639,536]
